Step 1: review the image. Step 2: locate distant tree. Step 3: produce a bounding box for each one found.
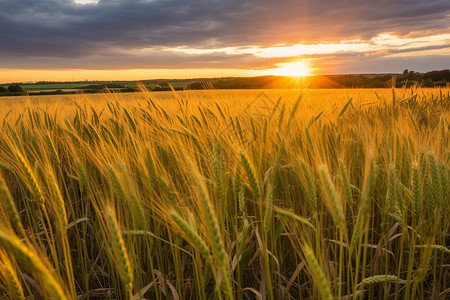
[401,69,419,80]
[422,78,434,88]
[423,69,450,81]
[187,82,204,90]
[7,84,23,93]
[120,88,137,93]
[0,86,7,93]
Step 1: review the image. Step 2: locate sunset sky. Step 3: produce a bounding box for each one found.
[1,0,449,83]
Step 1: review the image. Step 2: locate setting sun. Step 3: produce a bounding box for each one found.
[264,60,312,77]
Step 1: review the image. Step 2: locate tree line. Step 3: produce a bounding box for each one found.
[187,69,450,90]
[1,69,449,96]
[0,84,24,94]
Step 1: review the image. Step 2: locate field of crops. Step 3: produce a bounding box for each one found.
[0,87,448,299]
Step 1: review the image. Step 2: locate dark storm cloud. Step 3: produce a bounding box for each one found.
[1,0,449,59]
[0,50,283,70]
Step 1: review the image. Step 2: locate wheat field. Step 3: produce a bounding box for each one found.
[0,86,448,299]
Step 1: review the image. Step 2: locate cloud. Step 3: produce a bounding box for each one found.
[0,0,449,74]
[1,0,449,55]
[311,54,450,74]
[0,50,282,70]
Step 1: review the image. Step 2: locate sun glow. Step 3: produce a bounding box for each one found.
[265,61,312,77]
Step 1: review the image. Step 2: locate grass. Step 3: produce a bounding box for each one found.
[0,86,448,299]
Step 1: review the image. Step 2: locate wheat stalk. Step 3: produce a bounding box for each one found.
[411,163,421,224]
[300,160,317,212]
[188,158,233,298]
[303,244,333,300]
[351,157,376,248]
[0,229,67,300]
[387,164,402,223]
[359,274,399,286]
[0,175,25,237]
[240,151,261,200]
[428,152,443,206]
[319,165,345,229]
[105,206,133,299]
[15,150,45,206]
[0,254,25,300]
[169,210,211,262]
[47,171,68,232]
[339,158,353,207]
[263,181,274,233]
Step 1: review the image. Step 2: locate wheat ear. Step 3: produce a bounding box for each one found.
[0,229,67,300]
[303,244,333,300]
[0,175,25,237]
[105,206,133,299]
[169,211,212,262]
